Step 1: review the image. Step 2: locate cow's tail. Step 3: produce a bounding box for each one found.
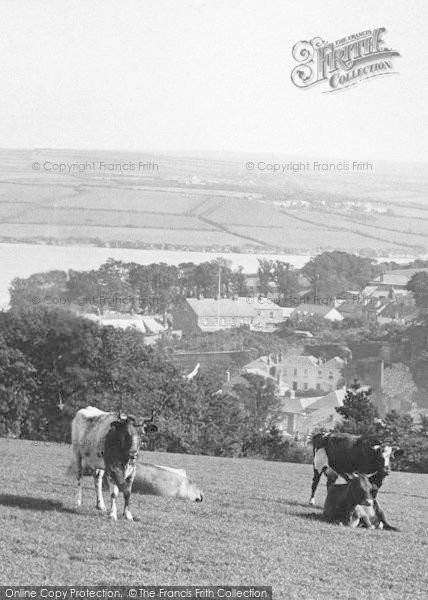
[311,432,328,454]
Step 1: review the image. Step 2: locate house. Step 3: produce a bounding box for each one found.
[362,268,428,300]
[251,298,284,330]
[336,301,365,319]
[172,297,256,334]
[172,297,284,334]
[242,353,344,394]
[291,303,344,322]
[376,302,418,325]
[274,388,346,436]
[83,312,168,345]
[245,273,260,295]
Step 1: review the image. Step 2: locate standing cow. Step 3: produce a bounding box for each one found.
[71,406,157,521]
[309,432,403,505]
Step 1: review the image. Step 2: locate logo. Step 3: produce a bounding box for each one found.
[291,28,400,92]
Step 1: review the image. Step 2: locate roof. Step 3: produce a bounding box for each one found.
[372,269,428,287]
[84,313,166,335]
[305,388,346,411]
[362,285,379,296]
[243,357,269,370]
[235,297,282,311]
[292,303,336,317]
[280,397,307,414]
[336,302,364,315]
[323,357,345,370]
[186,297,256,318]
[280,354,319,368]
[378,303,418,320]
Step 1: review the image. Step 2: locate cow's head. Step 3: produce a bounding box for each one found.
[347,474,373,507]
[105,416,141,478]
[371,444,404,476]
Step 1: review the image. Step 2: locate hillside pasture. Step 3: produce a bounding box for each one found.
[0,439,427,599]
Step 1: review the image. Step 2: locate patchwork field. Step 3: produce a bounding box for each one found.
[0,149,427,255]
[0,439,427,599]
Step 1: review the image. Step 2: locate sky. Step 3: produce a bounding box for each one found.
[0,0,427,161]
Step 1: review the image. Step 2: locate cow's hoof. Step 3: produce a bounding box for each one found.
[124,510,134,521]
[109,513,118,521]
[96,506,107,513]
[309,499,315,506]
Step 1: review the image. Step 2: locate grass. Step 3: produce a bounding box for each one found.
[0,439,427,598]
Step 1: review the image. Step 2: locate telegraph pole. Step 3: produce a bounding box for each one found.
[217,258,221,327]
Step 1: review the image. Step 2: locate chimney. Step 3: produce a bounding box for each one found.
[199,293,204,300]
[226,370,231,382]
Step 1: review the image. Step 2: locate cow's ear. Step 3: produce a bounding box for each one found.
[145,423,158,434]
[393,448,404,458]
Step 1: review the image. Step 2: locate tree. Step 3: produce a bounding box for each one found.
[0,335,38,437]
[274,261,300,302]
[302,251,378,299]
[9,270,68,310]
[257,259,276,296]
[335,382,381,437]
[407,271,428,314]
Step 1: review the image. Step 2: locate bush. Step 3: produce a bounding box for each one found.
[241,428,312,463]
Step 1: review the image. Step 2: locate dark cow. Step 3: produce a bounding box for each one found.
[325,473,399,530]
[309,432,403,505]
[71,406,157,521]
[324,473,374,526]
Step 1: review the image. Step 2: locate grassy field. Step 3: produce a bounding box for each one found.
[0,439,427,599]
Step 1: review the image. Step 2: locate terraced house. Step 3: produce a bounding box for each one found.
[172,297,283,334]
[244,353,345,394]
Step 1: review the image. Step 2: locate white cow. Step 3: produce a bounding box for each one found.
[70,406,157,521]
[132,463,203,501]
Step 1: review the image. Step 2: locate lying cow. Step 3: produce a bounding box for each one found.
[324,473,375,527]
[71,406,157,521]
[131,464,203,502]
[324,473,398,530]
[310,432,403,505]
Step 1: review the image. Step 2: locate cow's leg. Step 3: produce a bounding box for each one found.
[309,449,328,505]
[94,469,106,512]
[357,507,374,529]
[309,469,322,505]
[123,478,134,521]
[374,498,399,531]
[76,455,83,507]
[326,468,338,488]
[109,479,119,521]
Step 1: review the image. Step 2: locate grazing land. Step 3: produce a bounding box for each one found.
[0,439,427,599]
[0,149,427,256]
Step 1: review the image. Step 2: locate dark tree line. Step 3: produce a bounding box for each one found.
[0,307,306,460]
[9,258,248,314]
[9,251,397,315]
